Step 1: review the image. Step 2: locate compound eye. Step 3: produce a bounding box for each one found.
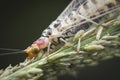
[31,47,40,54]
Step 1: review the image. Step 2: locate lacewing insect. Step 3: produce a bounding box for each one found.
[0,0,120,59]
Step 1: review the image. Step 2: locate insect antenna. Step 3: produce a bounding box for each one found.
[0,48,22,51]
[0,50,25,56]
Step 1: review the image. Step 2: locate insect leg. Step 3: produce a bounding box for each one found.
[46,42,51,56]
[43,42,51,63]
[60,38,67,43]
[60,38,71,47]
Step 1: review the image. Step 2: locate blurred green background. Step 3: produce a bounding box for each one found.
[0,0,120,80]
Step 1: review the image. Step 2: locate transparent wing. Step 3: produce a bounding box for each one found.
[57,0,85,19]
